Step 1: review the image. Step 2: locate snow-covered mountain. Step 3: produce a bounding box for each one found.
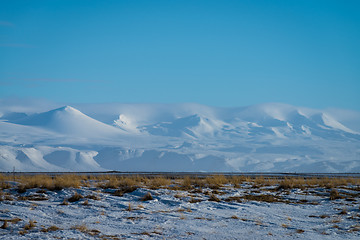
[12,106,126,137]
[0,100,359,172]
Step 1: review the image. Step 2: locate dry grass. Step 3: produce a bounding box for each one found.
[96,175,141,189]
[205,175,227,189]
[174,193,185,198]
[24,220,36,230]
[19,230,28,235]
[181,176,192,190]
[9,217,22,224]
[71,224,101,236]
[18,194,48,201]
[85,194,101,200]
[3,194,14,201]
[177,207,192,213]
[224,196,243,203]
[329,189,342,200]
[114,186,138,197]
[253,176,267,186]
[126,203,133,211]
[251,176,360,190]
[242,194,284,203]
[96,175,119,189]
[0,173,10,187]
[229,175,247,187]
[148,177,171,189]
[118,176,142,188]
[331,217,342,223]
[71,224,88,232]
[41,225,61,232]
[208,194,221,202]
[17,175,53,190]
[140,192,153,201]
[349,225,360,232]
[52,175,82,190]
[189,197,203,203]
[276,177,306,190]
[339,208,348,215]
[281,224,289,228]
[2,174,358,193]
[68,192,83,202]
[13,174,83,191]
[1,220,8,229]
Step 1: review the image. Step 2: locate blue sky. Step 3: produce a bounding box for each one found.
[1,0,359,110]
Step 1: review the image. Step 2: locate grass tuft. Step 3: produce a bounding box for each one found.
[41,225,61,232]
[140,192,153,201]
[68,192,83,202]
[24,220,36,230]
[208,194,221,202]
[329,189,342,200]
[1,220,8,229]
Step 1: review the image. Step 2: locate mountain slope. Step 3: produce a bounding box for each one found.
[0,101,359,172]
[10,106,126,138]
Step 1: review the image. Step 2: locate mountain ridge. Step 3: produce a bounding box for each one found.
[0,101,359,172]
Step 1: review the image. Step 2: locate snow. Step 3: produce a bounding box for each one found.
[324,108,360,133]
[13,106,126,138]
[321,114,356,134]
[0,179,359,239]
[0,99,359,172]
[113,114,140,133]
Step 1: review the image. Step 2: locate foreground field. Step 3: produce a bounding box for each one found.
[0,174,359,239]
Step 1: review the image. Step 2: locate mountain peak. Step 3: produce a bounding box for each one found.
[1,101,359,172]
[55,105,79,113]
[10,105,125,137]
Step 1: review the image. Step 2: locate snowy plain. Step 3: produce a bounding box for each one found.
[0,174,359,239]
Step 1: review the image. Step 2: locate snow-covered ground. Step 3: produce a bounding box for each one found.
[0,99,360,172]
[0,175,359,239]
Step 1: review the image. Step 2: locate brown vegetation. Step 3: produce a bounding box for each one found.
[68,192,83,202]
[1,173,358,192]
[1,220,8,229]
[24,220,36,230]
[329,189,342,200]
[41,225,61,232]
[140,192,153,201]
[208,194,221,202]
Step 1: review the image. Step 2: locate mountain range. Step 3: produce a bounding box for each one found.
[0,100,359,172]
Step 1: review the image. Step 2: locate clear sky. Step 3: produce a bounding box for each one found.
[1,0,359,110]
